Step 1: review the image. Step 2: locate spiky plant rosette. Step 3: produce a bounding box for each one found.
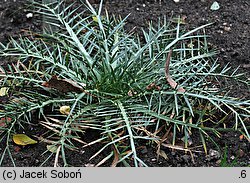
[0,0,249,166]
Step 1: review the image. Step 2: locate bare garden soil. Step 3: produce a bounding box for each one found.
[0,0,249,167]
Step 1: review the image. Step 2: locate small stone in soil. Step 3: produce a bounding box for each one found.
[151,158,157,162]
[80,150,85,154]
[216,159,221,164]
[26,13,33,19]
[206,149,220,161]
[230,155,235,160]
[85,163,95,167]
[224,26,231,32]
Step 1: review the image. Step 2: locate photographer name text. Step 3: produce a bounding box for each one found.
[2,169,82,180]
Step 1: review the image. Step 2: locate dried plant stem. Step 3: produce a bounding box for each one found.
[54,145,61,167]
[165,49,185,92]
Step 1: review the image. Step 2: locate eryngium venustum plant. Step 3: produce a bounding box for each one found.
[0,0,249,166]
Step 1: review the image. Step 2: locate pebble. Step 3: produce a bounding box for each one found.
[210,149,220,157]
[151,158,157,162]
[217,30,224,34]
[84,163,95,167]
[158,161,162,165]
[242,64,250,68]
[26,13,33,19]
[206,149,221,161]
[173,0,180,2]
[80,150,85,154]
[224,26,231,32]
[216,159,221,164]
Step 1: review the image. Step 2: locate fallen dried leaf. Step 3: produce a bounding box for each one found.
[239,134,244,140]
[111,145,119,167]
[146,83,161,91]
[42,75,85,93]
[0,117,11,127]
[13,134,38,146]
[146,83,156,90]
[47,145,58,153]
[0,87,9,97]
[59,106,71,115]
[92,16,98,23]
[238,149,245,157]
[165,50,185,92]
[14,145,22,152]
[157,149,169,160]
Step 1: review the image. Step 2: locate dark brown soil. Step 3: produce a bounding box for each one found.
[0,0,249,167]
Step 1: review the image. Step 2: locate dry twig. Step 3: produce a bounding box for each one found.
[165,50,185,92]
